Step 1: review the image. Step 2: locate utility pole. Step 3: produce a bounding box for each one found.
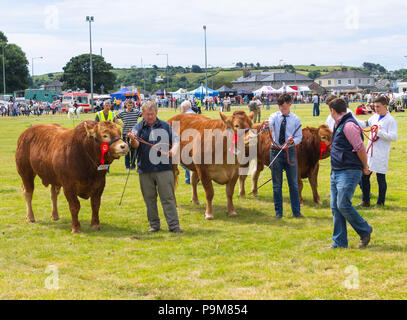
[156,53,169,92]
[1,42,5,98]
[203,25,208,97]
[86,16,94,108]
[31,56,43,89]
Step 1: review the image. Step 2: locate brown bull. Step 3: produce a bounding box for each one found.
[239,124,332,205]
[15,121,129,233]
[168,111,254,220]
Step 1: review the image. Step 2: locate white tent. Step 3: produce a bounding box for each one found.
[171,88,187,96]
[253,86,278,95]
[298,86,311,92]
[274,85,298,94]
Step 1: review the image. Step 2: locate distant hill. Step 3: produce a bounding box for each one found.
[32,65,347,92]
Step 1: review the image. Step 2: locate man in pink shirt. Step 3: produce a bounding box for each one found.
[326,98,373,249]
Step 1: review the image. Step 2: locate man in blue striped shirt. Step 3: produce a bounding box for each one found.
[115,100,141,170]
[263,94,304,218]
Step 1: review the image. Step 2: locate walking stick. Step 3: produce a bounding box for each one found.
[119,139,138,206]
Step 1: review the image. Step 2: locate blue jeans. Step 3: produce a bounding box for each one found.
[330,170,372,248]
[180,164,190,184]
[271,147,301,216]
[313,103,320,116]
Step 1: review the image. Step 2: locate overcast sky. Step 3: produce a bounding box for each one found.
[1,0,406,76]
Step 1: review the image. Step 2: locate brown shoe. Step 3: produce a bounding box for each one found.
[358,201,370,207]
[148,227,160,233]
[359,227,373,248]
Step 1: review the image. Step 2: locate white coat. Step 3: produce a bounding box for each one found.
[359,112,397,174]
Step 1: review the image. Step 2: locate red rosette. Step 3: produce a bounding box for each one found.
[100,142,109,165]
[319,142,328,160]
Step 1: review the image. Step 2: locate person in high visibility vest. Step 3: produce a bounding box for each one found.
[95,100,115,122]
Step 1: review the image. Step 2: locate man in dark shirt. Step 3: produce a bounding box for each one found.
[326,98,373,249]
[127,101,183,233]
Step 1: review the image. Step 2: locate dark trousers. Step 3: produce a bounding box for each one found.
[313,103,320,116]
[361,172,387,205]
[123,134,136,169]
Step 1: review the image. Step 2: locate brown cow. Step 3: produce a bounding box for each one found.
[168,111,254,220]
[15,121,129,233]
[296,125,332,205]
[239,124,332,205]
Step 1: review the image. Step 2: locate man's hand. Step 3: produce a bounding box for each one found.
[363,167,371,175]
[262,120,269,129]
[126,132,135,140]
[286,136,294,145]
[126,132,139,148]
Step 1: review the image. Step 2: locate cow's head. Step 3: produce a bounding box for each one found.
[318,124,333,159]
[84,121,129,159]
[219,111,256,146]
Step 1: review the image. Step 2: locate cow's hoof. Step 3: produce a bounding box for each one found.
[91,224,101,231]
[26,216,35,223]
[72,229,82,234]
[300,202,304,207]
[205,214,214,220]
[228,211,237,217]
[191,199,200,205]
[239,194,246,199]
[51,215,60,221]
[316,200,322,205]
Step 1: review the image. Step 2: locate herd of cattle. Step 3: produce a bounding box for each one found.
[15,110,332,233]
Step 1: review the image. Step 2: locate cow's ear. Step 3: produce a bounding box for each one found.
[248,111,255,120]
[84,121,96,138]
[220,112,232,127]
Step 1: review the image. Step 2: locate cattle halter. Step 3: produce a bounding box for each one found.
[84,136,125,170]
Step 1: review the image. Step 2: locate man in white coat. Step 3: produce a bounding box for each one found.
[358,96,398,207]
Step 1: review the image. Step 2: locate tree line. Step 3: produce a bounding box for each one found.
[2,29,406,95]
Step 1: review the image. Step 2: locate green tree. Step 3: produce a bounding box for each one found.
[0,31,30,93]
[61,54,116,92]
[362,62,387,74]
[191,65,203,73]
[284,64,295,73]
[308,70,321,79]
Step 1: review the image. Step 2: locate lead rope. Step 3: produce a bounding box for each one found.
[119,133,172,205]
[362,124,379,157]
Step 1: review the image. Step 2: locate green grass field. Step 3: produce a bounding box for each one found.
[1,103,406,299]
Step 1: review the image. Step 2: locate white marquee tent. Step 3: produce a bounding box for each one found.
[253,86,278,95]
